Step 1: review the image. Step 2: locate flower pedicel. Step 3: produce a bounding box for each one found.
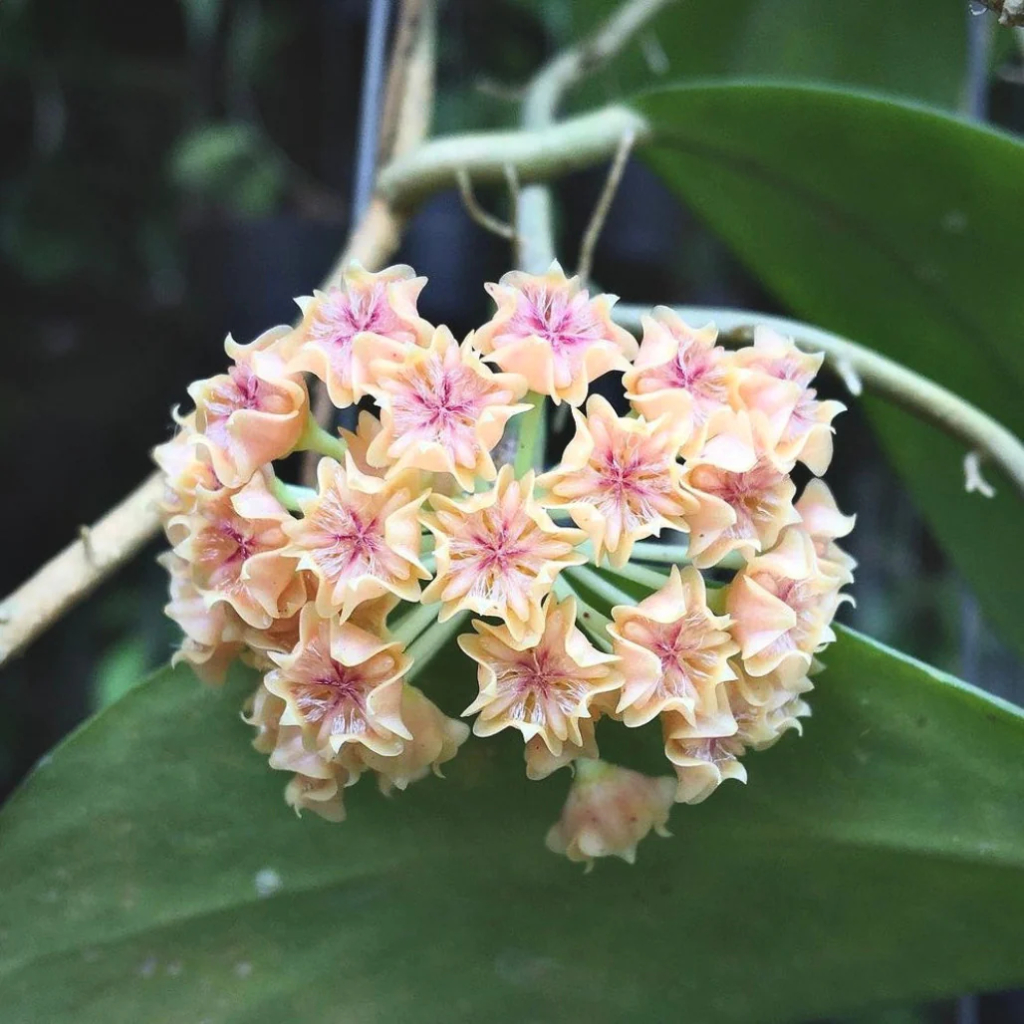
[155,260,853,867]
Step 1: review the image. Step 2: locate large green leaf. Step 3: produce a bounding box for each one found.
[521,0,967,109]
[632,83,1024,657]
[1,628,1022,1022]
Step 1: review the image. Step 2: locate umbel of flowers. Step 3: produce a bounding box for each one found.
[154,261,853,868]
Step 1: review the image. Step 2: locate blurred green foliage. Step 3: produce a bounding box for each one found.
[1,630,1022,1020]
[1,2,1023,1020]
[171,123,285,215]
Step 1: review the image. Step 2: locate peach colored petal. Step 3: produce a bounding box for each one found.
[169,474,306,630]
[152,411,222,522]
[732,325,845,475]
[265,604,412,757]
[525,716,600,780]
[280,262,432,408]
[351,684,470,794]
[475,261,638,406]
[623,307,735,457]
[188,326,308,488]
[338,409,387,478]
[726,673,812,751]
[665,734,747,804]
[537,395,695,568]
[243,683,287,754]
[459,594,621,761]
[422,465,586,643]
[610,566,738,727]
[171,636,244,686]
[284,771,350,822]
[682,452,801,569]
[283,454,430,620]
[364,324,530,490]
[661,684,745,805]
[796,478,857,583]
[726,527,846,682]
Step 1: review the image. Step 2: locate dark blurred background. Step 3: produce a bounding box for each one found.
[1,3,1022,1019]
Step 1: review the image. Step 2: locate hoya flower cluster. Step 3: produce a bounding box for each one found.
[154,261,853,867]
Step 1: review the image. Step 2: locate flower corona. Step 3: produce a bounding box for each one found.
[155,260,854,867]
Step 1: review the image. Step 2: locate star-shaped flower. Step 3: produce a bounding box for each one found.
[244,686,354,822]
[364,324,530,490]
[284,771,350,822]
[264,604,412,757]
[169,472,307,630]
[726,527,848,682]
[726,675,811,751]
[421,465,586,643]
[459,594,622,775]
[681,452,801,569]
[282,262,432,408]
[283,454,430,620]
[474,261,638,406]
[188,327,308,488]
[732,326,845,475]
[623,308,736,458]
[537,394,695,567]
[610,566,738,728]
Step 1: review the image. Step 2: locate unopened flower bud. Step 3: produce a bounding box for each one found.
[545,759,675,869]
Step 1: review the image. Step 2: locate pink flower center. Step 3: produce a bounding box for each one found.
[511,286,604,353]
[204,366,263,431]
[628,611,718,699]
[700,461,784,534]
[598,446,657,502]
[313,666,365,709]
[667,350,728,421]
[397,362,485,435]
[313,502,386,578]
[473,521,531,574]
[223,525,256,564]
[515,648,564,698]
[311,284,401,349]
[294,662,371,734]
[195,516,269,591]
[751,351,812,388]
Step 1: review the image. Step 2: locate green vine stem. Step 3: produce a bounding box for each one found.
[405,609,470,679]
[515,0,670,273]
[613,304,1024,503]
[629,540,692,565]
[554,576,614,652]
[266,474,316,513]
[513,395,548,477]
[393,600,443,648]
[596,559,669,592]
[565,564,638,613]
[294,414,349,463]
[379,107,650,218]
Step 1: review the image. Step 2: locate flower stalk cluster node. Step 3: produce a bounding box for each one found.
[155,261,853,867]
